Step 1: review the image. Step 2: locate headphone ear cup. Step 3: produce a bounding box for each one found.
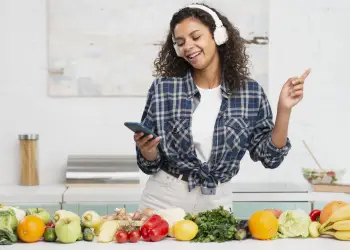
[214,26,228,45]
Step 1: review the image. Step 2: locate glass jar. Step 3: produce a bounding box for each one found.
[18,134,39,185]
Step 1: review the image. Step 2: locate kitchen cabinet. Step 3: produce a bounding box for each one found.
[62,202,139,216]
[232,202,311,219]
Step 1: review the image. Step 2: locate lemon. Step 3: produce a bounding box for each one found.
[172,220,198,241]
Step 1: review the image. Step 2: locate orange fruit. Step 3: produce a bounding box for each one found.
[248,210,278,240]
[17,215,45,243]
[320,200,347,224]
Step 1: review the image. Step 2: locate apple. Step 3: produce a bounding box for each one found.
[55,218,81,243]
[26,208,51,224]
[45,221,55,229]
[265,209,282,218]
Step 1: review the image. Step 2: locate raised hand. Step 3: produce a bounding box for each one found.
[278,68,311,110]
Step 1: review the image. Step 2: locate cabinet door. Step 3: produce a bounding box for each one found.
[313,202,327,210]
[62,203,79,214]
[107,203,139,214]
[107,203,125,214]
[124,203,139,213]
[232,202,311,219]
[78,203,108,217]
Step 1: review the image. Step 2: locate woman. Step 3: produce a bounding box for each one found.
[134,3,310,214]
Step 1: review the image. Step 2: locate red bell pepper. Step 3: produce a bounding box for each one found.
[309,209,321,222]
[140,214,169,242]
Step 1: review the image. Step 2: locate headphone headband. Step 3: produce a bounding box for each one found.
[186,4,224,29]
[172,3,228,57]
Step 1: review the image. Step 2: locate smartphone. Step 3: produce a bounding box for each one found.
[124,122,158,139]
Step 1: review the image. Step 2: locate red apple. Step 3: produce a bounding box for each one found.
[265,209,282,218]
[45,221,55,229]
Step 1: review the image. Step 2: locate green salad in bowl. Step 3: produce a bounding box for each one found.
[302,168,346,184]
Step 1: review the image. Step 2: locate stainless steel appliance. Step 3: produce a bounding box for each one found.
[65,155,140,186]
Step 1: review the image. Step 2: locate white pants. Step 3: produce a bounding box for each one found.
[138,170,233,214]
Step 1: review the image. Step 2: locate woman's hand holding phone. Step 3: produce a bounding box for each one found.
[134,133,162,161]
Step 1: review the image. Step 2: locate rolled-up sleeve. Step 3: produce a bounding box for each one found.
[248,87,291,169]
[136,80,164,174]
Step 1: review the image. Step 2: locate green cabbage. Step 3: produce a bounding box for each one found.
[0,205,25,222]
[277,209,311,238]
[0,210,18,233]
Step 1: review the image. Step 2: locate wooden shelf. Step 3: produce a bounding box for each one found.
[313,184,350,193]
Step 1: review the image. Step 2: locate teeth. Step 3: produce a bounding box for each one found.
[189,52,201,59]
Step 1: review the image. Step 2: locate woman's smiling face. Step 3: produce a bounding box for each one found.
[173,17,218,70]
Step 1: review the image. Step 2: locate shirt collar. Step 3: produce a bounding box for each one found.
[183,70,231,99]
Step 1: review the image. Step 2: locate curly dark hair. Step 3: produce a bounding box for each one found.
[153,3,251,91]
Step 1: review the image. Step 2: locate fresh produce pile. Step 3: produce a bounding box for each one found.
[1,200,350,245]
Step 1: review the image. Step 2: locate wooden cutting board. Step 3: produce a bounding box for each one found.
[313,184,350,193]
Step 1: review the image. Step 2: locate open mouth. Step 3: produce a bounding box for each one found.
[187,51,202,61]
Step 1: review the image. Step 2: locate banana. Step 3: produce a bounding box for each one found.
[320,205,350,232]
[322,220,350,232]
[322,230,350,241]
[308,221,321,238]
[329,220,350,231]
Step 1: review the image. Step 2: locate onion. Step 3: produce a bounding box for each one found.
[102,215,116,220]
[132,210,142,220]
[142,208,154,217]
[125,215,133,222]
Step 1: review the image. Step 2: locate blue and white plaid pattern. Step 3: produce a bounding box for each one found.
[136,70,291,195]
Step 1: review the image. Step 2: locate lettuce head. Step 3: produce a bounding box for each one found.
[277,209,311,238]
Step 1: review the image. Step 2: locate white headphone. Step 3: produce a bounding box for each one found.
[172,4,229,57]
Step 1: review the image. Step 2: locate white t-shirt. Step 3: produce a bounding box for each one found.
[191,85,222,163]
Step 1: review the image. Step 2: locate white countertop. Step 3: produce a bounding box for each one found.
[0,185,67,203]
[231,191,350,202]
[63,186,143,202]
[4,238,348,250]
[63,181,314,203]
[230,181,311,193]
[63,186,350,203]
[1,184,350,204]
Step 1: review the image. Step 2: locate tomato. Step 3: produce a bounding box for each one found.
[128,229,141,243]
[115,231,128,243]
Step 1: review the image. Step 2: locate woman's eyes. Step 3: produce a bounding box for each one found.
[178,36,201,46]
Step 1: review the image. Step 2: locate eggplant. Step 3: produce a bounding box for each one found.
[234,219,250,240]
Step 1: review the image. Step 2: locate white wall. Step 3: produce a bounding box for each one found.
[268,0,350,183]
[2,0,146,185]
[1,0,349,186]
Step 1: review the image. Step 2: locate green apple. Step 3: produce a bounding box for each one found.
[55,218,81,243]
[26,208,51,224]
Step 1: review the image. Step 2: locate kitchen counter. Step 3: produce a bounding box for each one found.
[63,186,143,202]
[63,186,350,203]
[4,238,348,250]
[1,183,350,204]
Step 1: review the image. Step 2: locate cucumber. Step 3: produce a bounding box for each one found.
[83,228,94,242]
[234,220,250,240]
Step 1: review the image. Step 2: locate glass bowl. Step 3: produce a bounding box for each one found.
[302,168,346,184]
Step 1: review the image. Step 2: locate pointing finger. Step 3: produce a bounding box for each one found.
[300,68,311,80]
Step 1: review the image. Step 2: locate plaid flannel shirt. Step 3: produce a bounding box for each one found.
[136,70,291,195]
